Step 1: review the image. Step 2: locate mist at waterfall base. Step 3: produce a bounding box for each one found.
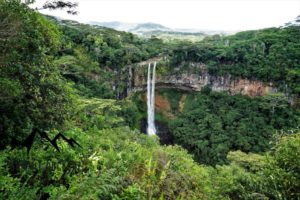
[147,62,156,135]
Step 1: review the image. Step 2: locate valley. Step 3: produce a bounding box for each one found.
[0,1,299,199]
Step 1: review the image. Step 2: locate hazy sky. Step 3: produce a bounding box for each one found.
[33,0,300,31]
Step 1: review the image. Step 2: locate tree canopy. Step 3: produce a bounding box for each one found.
[0,0,75,148]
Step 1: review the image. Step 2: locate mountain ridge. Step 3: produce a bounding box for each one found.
[88,21,237,36]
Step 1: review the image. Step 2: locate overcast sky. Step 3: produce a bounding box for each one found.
[33,0,300,31]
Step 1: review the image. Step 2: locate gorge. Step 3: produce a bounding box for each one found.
[1,2,299,198]
[128,59,277,98]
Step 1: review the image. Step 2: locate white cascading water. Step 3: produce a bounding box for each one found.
[147,62,156,135]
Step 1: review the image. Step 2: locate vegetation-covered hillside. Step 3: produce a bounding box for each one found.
[52,17,166,99]
[168,26,300,95]
[132,88,299,166]
[0,1,299,199]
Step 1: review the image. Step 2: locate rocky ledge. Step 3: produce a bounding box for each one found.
[128,62,277,97]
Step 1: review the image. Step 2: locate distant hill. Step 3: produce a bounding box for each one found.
[129,22,171,33]
[89,21,171,34]
[89,21,137,32]
[89,21,237,34]
[88,21,231,41]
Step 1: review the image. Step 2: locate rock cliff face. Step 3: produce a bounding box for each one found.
[128,61,277,97]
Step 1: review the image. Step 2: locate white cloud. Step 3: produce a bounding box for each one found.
[33,0,300,30]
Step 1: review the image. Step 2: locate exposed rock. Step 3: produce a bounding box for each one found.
[129,62,277,97]
[142,93,175,118]
[178,94,187,112]
[155,93,175,118]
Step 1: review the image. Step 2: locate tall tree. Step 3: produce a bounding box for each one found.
[0,0,75,148]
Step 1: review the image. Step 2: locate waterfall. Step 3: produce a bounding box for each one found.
[147,62,156,135]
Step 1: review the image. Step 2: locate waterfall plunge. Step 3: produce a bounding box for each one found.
[147,62,156,135]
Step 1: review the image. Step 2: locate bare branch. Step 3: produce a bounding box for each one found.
[40,1,78,15]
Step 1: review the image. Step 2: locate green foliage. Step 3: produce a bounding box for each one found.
[54,46,115,98]
[0,2,299,200]
[262,133,300,199]
[0,0,75,148]
[227,151,265,171]
[4,125,297,200]
[169,90,299,165]
[0,125,216,199]
[169,27,300,95]
[50,18,166,98]
[74,98,140,131]
[213,133,300,200]
[117,99,141,129]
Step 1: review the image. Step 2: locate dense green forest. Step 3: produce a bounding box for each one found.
[169,27,300,95]
[52,17,165,99]
[169,89,299,165]
[0,1,299,199]
[132,88,299,166]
